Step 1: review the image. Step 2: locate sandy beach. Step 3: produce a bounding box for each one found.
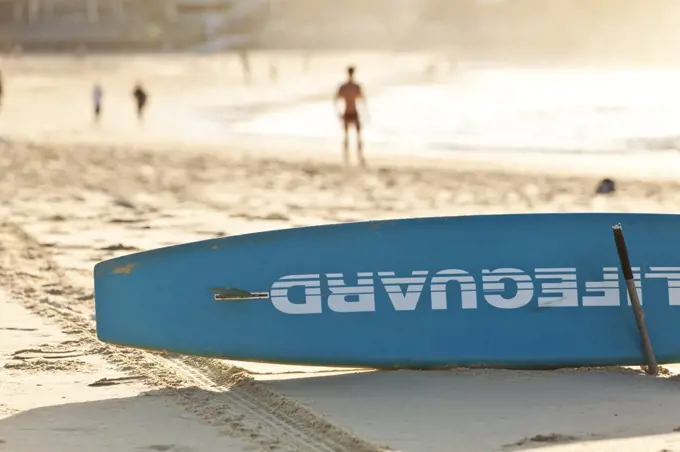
[3,52,680,452]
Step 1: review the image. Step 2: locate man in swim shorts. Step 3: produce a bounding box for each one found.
[334,65,366,167]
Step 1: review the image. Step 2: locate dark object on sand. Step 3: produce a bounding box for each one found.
[132,83,148,120]
[595,178,616,194]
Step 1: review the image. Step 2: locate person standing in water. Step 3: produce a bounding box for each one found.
[132,83,148,121]
[334,65,367,167]
[92,82,103,122]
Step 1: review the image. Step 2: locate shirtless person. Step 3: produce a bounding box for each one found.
[334,66,366,167]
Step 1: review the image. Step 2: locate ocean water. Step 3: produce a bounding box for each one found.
[222,66,680,154]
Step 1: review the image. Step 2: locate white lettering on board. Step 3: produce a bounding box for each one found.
[430,269,477,310]
[644,267,680,306]
[270,274,322,314]
[267,265,680,314]
[327,272,375,313]
[379,270,428,311]
[482,268,534,309]
[581,267,620,306]
[534,268,578,307]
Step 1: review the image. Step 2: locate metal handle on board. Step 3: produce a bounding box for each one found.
[212,287,270,301]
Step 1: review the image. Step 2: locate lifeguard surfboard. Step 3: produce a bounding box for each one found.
[94,213,680,369]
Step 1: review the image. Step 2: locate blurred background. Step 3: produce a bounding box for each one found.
[0,0,679,64]
[4,0,680,159]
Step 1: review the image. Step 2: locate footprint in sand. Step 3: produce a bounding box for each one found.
[99,244,140,252]
[4,358,94,373]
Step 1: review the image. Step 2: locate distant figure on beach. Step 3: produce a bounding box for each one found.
[92,83,103,122]
[269,63,278,83]
[425,62,437,81]
[334,65,367,167]
[132,83,148,121]
[0,70,4,110]
[238,49,251,84]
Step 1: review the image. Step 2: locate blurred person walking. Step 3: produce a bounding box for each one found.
[334,65,367,167]
[238,48,251,84]
[132,82,148,122]
[92,82,103,122]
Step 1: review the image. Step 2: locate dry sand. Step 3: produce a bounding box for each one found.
[3,52,680,452]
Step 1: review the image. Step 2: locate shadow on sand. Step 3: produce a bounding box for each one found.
[0,386,248,452]
[263,366,680,451]
[2,368,680,452]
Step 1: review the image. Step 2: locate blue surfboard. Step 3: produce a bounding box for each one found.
[93,213,680,369]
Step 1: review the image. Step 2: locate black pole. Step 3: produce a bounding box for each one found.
[612,223,658,376]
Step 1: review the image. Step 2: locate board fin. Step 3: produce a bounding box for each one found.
[211,287,270,301]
